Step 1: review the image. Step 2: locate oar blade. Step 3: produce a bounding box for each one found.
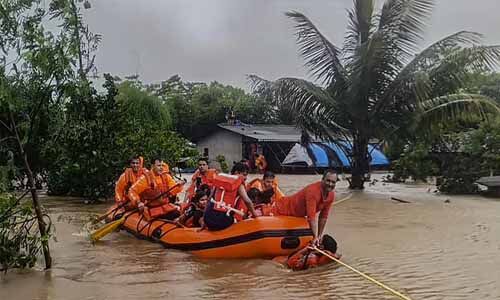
[90,217,125,242]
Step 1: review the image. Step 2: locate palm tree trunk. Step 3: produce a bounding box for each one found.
[350,136,369,190]
[9,110,52,269]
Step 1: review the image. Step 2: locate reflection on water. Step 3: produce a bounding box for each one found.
[1,174,499,300]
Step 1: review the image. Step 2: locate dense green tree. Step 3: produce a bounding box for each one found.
[250,0,500,189]
[115,80,193,167]
[46,75,121,199]
[0,0,93,270]
[148,77,282,140]
[463,72,500,103]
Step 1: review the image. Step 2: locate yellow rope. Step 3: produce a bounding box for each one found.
[310,246,413,300]
[333,192,353,206]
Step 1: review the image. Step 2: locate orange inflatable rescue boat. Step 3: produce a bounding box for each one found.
[105,205,313,259]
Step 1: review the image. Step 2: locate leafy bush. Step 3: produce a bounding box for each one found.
[0,193,52,272]
[390,142,438,182]
[45,77,194,200]
[436,118,500,194]
[436,153,483,194]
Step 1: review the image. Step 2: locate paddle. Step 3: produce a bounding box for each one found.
[309,246,413,300]
[92,202,127,224]
[90,183,183,242]
[90,209,138,242]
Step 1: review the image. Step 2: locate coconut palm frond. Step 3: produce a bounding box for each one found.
[348,30,402,116]
[395,31,484,80]
[376,33,499,116]
[247,74,272,98]
[343,0,375,57]
[416,94,500,133]
[378,0,434,56]
[285,11,345,85]
[425,45,500,99]
[266,77,349,139]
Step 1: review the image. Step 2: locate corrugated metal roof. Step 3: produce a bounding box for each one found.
[218,124,302,142]
[216,123,381,144]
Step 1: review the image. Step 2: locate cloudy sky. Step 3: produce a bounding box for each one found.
[83,0,500,89]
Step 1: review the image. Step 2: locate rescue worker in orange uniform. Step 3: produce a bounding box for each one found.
[254,153,267,173]
[273,235,341,271]
[203,162,259,231]
[114,155,148,207]
[184,158,217,202]
[128,157,184,221]
[248,171,284,204]
[274,170,337,246]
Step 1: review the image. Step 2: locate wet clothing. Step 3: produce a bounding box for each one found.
[114,167,147,205]
[274,181,334,220]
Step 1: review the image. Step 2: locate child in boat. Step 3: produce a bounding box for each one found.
[273,234,341,271]
[247,187,274,216]
[178,186,209,227]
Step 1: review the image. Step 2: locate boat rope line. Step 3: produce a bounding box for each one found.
[311,246,413,300]
[333,192,353,206]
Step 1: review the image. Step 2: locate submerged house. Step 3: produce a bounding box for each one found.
[195,123,389,173]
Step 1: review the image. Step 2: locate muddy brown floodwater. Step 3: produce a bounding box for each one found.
[1,174,499,300]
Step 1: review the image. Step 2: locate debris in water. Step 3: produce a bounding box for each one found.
[390,197,411,203]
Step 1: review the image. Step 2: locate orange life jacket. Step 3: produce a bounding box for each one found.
[141,171,178,220]
[210,173,245,214]
[186,169,217,200]
[254,203,274,216]
[287,248,339,270]
[247,178,283,204]
[115,167,147,204]
[124,168,145,193]
[255,155,267,170]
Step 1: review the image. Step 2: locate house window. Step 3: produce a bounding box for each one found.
[203,148,209,158]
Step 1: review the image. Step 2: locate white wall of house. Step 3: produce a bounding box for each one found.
[196,130,242,169]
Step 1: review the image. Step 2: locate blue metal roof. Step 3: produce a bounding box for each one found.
[307,142,389,168]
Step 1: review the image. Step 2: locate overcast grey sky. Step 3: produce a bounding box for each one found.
[83,0,500,89]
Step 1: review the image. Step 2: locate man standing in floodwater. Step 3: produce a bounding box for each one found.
[274,170,337,246]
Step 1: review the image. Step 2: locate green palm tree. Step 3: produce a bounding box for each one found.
[250,0,500,189]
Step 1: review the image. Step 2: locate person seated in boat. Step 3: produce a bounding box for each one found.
[128,157,184,221]
[184,157,217,202]
[274,169,337,246]
[114,155,148,208]
[273,234,341,271]
[203,162,259,231]
[248,171,284,204]
[177,189,208,227]
[247,187,275,216]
